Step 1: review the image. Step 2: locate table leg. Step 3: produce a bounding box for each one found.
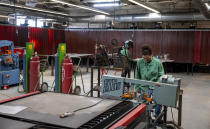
[51,57,54,76]
[86,57,90,72]
[192,63,194,76]
[91,67,93,97]
[178,92,183,126]
[187,63,189,75]
[98,67,100,97]
[163,106,167,123]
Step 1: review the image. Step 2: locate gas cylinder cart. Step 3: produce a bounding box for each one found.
[51,56,85,95]
[52,44,86,95]
[69,56,87,95]
[20,43,49,93]
[36,54,50,92]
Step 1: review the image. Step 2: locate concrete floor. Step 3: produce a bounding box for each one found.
[0,67,210,129]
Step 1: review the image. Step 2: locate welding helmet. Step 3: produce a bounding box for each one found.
[124,40,133,49]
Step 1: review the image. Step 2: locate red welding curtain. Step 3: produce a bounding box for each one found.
[194,31,201,63]
[54,30,65,53]
[0,25,15,42]
[15,26,29,47]
[29,28,49,54]
[200,31,210,64]
[49,29,54,55]
[135,31,162,58]
[68,30,91,54]
[65,31,71,53]
[1,24,210,64]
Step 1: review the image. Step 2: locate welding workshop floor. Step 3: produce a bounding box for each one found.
[0,67,210,129]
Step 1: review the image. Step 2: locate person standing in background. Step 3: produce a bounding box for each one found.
[120,40,133,77]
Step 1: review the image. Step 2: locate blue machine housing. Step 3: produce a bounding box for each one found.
[0,40,20,88]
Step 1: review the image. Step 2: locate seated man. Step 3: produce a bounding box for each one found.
[135,45,165,117]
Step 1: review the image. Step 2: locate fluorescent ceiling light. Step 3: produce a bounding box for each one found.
[51,0,110,15]
[149,13,161,18]
[38,19,54,21]
[204,3,210,9]
[94,15,106,20]
[0,2,70,17]
[85,0,120,3]
[128,0,160,13]
[93,3,120,7]
[0,15,14,19]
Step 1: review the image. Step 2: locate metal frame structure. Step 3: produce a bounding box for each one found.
[101,75,183,129]
[90,66,123,97]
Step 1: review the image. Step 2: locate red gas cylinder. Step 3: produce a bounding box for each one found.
[62,58,73,94]
[29,56,40,93]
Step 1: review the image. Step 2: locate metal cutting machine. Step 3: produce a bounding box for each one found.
[0,40,20,89]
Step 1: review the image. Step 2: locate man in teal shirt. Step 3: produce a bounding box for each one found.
[135,45,165,117]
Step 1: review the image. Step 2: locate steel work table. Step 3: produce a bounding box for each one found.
[0,117,35,129]
[0,92,121,129]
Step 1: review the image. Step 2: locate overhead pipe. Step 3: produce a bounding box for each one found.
[0,2,73,19]
[77,13,208,23]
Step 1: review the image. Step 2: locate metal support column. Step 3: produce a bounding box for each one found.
[187,63,189,75]
[90,67,93,97]
[86,56,90,72]
[178,90,183,126]
[51,56,54,76]
[98,67,100,97]
[163,106,167,123]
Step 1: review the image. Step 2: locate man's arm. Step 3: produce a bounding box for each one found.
[135,61,141,79]
[135,61,142,92]
[127,49,131,59]
[158,62,165,78]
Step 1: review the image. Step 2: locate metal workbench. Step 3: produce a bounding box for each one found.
[50,53,93,76]
[0,92,137,129]
[0,117,35,129]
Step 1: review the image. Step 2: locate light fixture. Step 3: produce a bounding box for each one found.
[149,13,161,18]
[83,0,120,3]
[38,18,54,21]
[0,2,70,17]
[204,3,210,9]
[93,3,120,7]
[128,0,160,13]
[51,0,110,15]
[0,15,14,19]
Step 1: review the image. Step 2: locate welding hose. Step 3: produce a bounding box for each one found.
[0,92,12,98]
[50,80,55,91]
[60,99,104,118]
[67,72,75,94]
[78,67,86,94]
[17,71,24,93]
[67,57,81,94]
[33,73,42,92]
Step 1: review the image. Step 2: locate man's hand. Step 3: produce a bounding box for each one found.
[155,82,161,87]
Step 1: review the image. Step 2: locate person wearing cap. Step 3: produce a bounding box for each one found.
[120,40,132,60]
[120,40,133,77]
[135,45,165,118]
